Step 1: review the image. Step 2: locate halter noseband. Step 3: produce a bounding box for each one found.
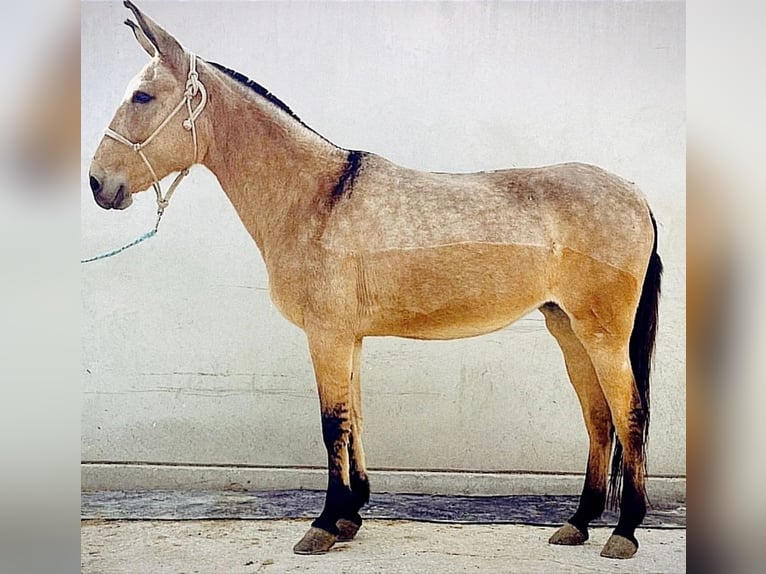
[104,53,207,220]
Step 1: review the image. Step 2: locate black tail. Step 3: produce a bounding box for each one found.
[608,211,663,509]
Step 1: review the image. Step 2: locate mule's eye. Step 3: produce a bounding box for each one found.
[131,90,154,104]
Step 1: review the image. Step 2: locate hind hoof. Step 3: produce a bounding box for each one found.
[549,522,588,545]
[336,518,361,542]
[293,527,337,555]
[600,534,638,559]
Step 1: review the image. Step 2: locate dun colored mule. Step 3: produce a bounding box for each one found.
[88,1,662,559]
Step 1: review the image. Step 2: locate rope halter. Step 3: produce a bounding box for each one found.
[104,53,207,225]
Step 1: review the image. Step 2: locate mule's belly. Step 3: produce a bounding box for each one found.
[369,299,540,340]
[353,242,552,340]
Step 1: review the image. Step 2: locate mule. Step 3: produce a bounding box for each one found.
[88,1,662,559]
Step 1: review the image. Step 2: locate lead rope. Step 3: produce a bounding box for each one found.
[81,53,207,264]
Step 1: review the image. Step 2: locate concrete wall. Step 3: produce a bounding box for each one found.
[81,1,685,495]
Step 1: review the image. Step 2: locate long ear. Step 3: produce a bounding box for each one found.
[124,18,157,57]
[123,1,185,67]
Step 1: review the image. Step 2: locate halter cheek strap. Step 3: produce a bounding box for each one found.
[104,53,207,221]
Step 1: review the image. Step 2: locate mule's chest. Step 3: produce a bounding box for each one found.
[263,243,361,331]
[263,255,310,328]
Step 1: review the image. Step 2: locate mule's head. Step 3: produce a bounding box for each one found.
[89,1,203,210]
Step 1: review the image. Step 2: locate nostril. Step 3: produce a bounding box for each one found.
[89,175,102,194]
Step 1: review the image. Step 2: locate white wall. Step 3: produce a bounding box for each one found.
[81,1,685,490]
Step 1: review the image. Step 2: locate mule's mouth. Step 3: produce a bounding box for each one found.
[94,184,133,210]
[113,184,128,208]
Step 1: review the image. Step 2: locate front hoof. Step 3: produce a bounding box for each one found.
[336,518,361,542]
[293,527,337,555]
[549,522,588,545]
[600,534,638,559]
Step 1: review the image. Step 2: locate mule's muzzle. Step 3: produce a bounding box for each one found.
[89,170,133,210]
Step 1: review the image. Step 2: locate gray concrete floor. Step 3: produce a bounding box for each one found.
[81,519,686,573]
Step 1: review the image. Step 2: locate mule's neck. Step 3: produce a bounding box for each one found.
[198,60,348,255]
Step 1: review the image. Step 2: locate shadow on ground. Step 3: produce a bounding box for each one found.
[82,489,685,528]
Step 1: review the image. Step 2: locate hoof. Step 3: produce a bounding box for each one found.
[549,522,588,545]
[292,527,337,555]
[600,534,638,559]
[336,518,361,542]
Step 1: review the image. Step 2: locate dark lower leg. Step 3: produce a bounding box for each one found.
[600,417,647,559]
[333,432,369,542]
[613,454,647,546]
[569,476,607,537]
[313,475,353,534]
[311,405,353,534]
[550,443,609,546]
[343,430,369,526]
[612,406,648,541]
[568,442,610,536]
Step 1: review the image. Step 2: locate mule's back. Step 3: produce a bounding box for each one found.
[321,157,654,283]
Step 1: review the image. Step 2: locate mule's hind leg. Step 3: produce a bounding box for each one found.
[336,338,369,542]
[541,303,613,545]
[566,310,648,559]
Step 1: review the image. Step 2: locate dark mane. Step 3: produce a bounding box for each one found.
[330,150,365,205]
[207,60,328,142]
[207,60,299,120]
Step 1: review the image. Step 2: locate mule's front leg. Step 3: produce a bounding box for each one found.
[336,338,369,542]
[293,330,355,555]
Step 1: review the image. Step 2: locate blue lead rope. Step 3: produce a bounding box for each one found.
[80,227,158,263]
[81,212,163,264]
